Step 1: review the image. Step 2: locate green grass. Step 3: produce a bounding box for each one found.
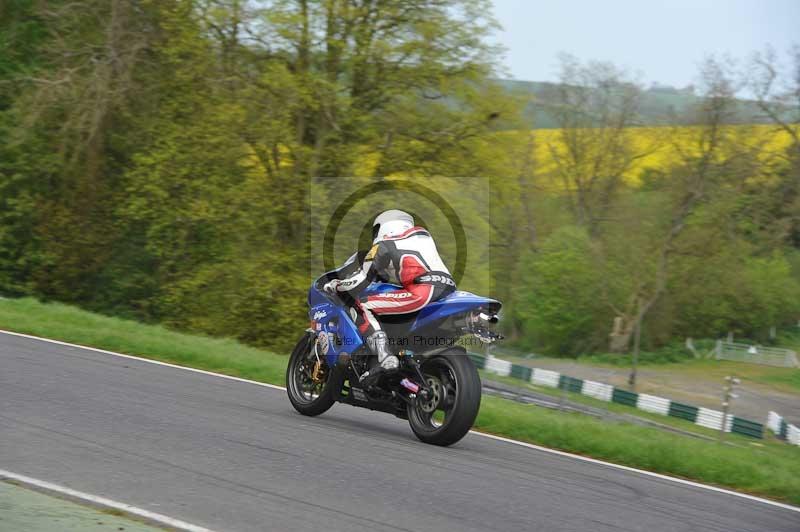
[761,370,800,393]
[506,353,800,395]
[502,340,706,365]
[476,396,800,505]
[0,297,288,385]
[775,327,800,347]
[507,333,800,393]
[580,344,699,365]
[479,369,743,439]
[2,297,799,505]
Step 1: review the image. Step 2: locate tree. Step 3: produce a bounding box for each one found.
[542,55,659,234]
[0,0,159,303]
[747,46,800,157]
[620,58,745,385]
[745,47,800,249]
[240,0,503,178]
[515,226,606,355]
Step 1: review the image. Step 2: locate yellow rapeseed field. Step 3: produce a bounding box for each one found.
[518,124,795,188]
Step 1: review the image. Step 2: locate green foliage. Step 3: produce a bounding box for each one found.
[0,1,798,357]
[670,248,800,341]
[514,226,606,355]
[776,326,800,352]
[581,343,695,366]
[0,0,47,108]
[0,0,513,350]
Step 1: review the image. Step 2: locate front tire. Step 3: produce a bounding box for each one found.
[408,349,481,446]
[286,332,337,416]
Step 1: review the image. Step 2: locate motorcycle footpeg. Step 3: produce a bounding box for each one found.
[358,368,381,390]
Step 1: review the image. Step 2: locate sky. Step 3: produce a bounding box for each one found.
[490,0,800,88]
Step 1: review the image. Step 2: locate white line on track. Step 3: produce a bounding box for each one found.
[0,469,215,532]
[2,328,799,515]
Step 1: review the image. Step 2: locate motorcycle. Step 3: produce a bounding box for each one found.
[286,270,502,446]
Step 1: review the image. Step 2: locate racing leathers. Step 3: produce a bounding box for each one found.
[326,226,456,382]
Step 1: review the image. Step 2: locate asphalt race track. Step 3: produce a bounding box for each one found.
[1,332,798,532]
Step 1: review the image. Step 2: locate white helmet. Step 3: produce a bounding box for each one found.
[372,210,414,243]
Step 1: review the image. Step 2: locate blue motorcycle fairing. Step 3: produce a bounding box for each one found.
[412,290,500,330]
[308,277,500,366]
[361,283,500,331]
[309,300,364,367]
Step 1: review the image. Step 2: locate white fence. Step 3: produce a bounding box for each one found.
[531,368,560,388]
[767,410,800,446]
[582,380,613,402]
[715,341,799,368]
[475,352,765,438]
[696,407,733,432]
[484,354,512,377]
[789,425,800,446]
[767,411,783,433]
[637,394,671,416]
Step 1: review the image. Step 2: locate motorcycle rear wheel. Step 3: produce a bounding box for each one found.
[407,350,481,446]
[286,332,337,416]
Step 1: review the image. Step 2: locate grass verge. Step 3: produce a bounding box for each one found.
[479,370,749,440]
[2,297,799,505]
[0,297,288,384]
[507,354,800,395]
[476,396,800,505]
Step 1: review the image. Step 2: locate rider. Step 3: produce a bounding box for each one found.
[323,210,456,386]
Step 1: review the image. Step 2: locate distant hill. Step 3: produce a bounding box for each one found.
[497,79,774,129]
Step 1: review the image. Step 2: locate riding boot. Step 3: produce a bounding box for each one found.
[359,331,399,388]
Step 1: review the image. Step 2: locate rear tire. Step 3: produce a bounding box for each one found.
[286,332,337,416]
[407,349,481,446]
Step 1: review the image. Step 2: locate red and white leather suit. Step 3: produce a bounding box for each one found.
[334,226,456,336]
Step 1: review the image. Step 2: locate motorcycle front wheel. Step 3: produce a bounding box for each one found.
[407,350,481,446]
[286,332,338,416]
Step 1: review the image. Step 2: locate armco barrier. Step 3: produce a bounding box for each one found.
[484,354,512,377]
[732,417,764,439]
[668,402,699,422]
[510,364,532,381]
[612,388,638,407]
[472,351,764,439]
[767,411,800,446]
[531,368,560,388]
[582,380,613,402]
[696,407,733,432]
[789,425,800,445]
[767,411,782,433]
[467,352,486,369]
[558,375,583,393]
[637,394,671,416]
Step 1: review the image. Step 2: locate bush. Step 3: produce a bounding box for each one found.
[514,226,606,356]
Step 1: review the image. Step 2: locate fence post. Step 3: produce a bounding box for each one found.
[720,376,739,442]
[685,337,697,357]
